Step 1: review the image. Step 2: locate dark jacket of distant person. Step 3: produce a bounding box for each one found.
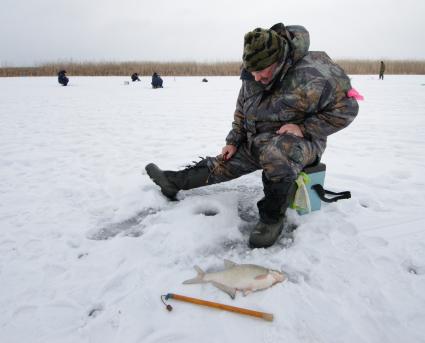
[58,70,69,86]
[131,73,141,82]
[151,72,163,88]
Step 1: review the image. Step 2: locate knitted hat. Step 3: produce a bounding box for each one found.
[242,28,285,72]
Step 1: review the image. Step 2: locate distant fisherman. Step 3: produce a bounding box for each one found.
[379,61,385,80]
[57,70,69,86]
[146,23,359,248]
[131,72,141,82]
[151,72,163,88]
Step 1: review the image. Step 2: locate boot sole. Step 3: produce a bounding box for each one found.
[145,163,179,200]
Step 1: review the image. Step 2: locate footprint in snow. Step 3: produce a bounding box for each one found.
[88,207,159,240]
[192,205,219,216]
[88,303,104,318]
[402,260,425,275]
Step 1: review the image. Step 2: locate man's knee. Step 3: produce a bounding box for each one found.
[262,162,298,182]
[259,135,314,181]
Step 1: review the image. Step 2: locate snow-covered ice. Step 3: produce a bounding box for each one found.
[1,75,425,343]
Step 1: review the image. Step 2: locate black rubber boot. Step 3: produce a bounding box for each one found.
[145,161,211,200]
[249,173,296,248]
[248,219,285,249]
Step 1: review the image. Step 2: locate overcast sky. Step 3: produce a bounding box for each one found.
[1,0,424,66]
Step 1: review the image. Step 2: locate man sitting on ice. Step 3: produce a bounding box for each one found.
[145,23,358,248]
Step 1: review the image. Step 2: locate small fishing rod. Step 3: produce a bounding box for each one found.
[161,293,274,322]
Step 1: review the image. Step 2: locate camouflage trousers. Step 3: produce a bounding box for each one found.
[205,132,319,184]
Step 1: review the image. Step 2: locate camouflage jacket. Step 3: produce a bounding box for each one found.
[226,24,359,159]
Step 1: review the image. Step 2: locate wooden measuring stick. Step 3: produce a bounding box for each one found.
[166,293,274,322]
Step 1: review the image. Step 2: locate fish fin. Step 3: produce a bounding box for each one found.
[223,259,238,269]
[194,265,205,276]
[182,265,206,284]
[211,281,236,299]
[254,274,268,280]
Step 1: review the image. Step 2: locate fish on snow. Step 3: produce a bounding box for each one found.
[183,259,286,299]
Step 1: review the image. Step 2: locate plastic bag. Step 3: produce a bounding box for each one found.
[292,172,311,213]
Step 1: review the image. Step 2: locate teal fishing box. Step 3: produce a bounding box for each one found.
[292,163,351,215]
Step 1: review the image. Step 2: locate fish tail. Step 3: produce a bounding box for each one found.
[182,265,206,284]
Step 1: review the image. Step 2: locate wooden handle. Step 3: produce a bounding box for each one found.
[167,293,273,322]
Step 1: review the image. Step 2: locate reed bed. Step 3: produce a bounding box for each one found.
[1,60,424,77]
